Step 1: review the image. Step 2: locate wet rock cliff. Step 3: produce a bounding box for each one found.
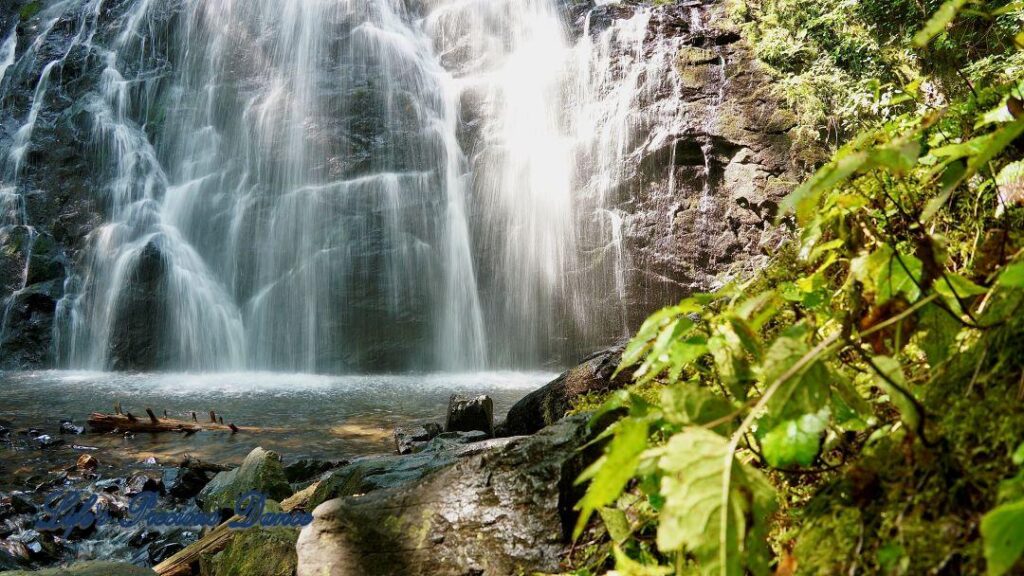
[0,0,807,370]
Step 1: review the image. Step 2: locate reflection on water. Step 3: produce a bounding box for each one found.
[0,370,550,488]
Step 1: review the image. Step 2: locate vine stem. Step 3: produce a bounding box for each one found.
[718,331,842,575]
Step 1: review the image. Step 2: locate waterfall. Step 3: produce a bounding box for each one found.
[0,0,670,373]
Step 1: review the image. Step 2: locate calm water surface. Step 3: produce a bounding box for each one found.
[0,370,551,488]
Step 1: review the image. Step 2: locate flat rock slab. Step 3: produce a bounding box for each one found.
[297,415,597,576]
[0,561,155,575]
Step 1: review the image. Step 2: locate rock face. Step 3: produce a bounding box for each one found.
[567,0,809,330]
[297,415,598,576]
[197,447,292,514]
[497,344,631,436]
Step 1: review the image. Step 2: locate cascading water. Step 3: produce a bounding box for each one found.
[0,0,673,373]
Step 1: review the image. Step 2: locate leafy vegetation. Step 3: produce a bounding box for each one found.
[570,1,1024,574]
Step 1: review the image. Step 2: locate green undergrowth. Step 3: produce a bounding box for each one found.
[563,1,1024,575]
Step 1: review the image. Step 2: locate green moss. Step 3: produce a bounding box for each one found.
[198,447,292,513]
[19,1,43,21]
[201,511,298,576]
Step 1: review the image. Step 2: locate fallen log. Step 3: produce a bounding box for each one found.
[87,412,249,434]
[153,481,319,576]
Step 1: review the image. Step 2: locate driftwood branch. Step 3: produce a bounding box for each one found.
[88,412,254,434]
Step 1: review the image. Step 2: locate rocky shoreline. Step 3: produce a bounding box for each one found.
[0,349,627,575]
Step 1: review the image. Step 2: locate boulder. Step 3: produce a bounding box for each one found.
[444,394,493,436]
[297,415,600,576]
[197,447,291,513]
[0,560,155,575]
[284,458,347,484]
[497,344,631,436]
[167,455,231,499]
[393,423,442,455]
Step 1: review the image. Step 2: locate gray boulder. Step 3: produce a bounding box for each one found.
[297,415,599,576]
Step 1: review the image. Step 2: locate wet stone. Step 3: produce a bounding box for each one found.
[393,423,442,455]
[76,454,98,471]
[445,394,494,436]
[125,473,164,497]
[59,419,84,435]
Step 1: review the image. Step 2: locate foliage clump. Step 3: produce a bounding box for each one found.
[569,1,1024,575]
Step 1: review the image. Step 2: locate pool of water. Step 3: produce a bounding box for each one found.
[0,370,552,489]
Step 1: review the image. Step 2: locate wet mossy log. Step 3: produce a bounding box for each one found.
[87,410,245,434]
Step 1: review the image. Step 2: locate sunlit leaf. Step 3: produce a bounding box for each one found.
[575,418,650,539]
[599,506,633,544]
[997,261,1024,288]
[609,545,673,576]
[913,0,970,47]
[853,246,923,304]
[780,152,869,223]
[982,500,1024,576]
[761,409,830,468]
[710,322,756,400]
[657,428,776,576]
[869,140,921,174]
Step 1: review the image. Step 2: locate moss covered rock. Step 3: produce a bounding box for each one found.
[197,447,292,513]
[200,502,299,576]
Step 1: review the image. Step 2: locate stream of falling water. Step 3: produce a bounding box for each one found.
[0,0,671,373]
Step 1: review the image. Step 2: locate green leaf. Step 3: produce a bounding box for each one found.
[982,500,1024,576]
[761,409,830,468]
[913,0,970,47]
[755,324,830,433]
[657,428,777,576]
[1013,442,1024,467]
[830,369,874,421]
[599,506,633,544]
[869,140,921,174]
[870,356,921,432]
[610,546,674,576]
[780,152,869,223]
[916,303,961,366]
[853,246,923,304]
[998,261,1024,288]
[574,418,650,539]
[710,323,756,401]
[932,120,1024,191]
[921,160,966,222]
[661,385,735,433]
